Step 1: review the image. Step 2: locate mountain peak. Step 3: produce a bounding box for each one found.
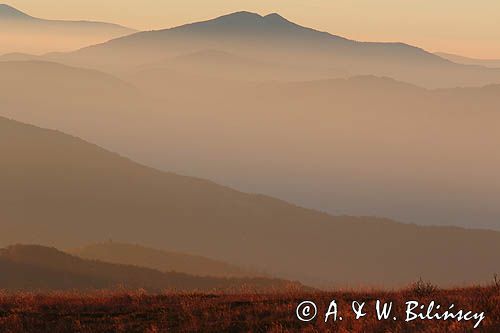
[0,4,31,19]
[214,11,292,25]
[264,13,289,22]
[170,11,301,36]
[209,11,264,25]
[223,11,263,19]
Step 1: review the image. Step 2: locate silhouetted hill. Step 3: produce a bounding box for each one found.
[163,11,351,46]
[1,115,499,288]
[0,4,135,54]
[53,11,500,88]
[0,245,299,292]
[71,242,258,278]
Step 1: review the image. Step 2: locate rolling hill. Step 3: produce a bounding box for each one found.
[1,115,500,288]
[0,245,296,292]
[0,3,134,55]
[0,60,151,152]
[53,11,500,88]
[70,242,258,278]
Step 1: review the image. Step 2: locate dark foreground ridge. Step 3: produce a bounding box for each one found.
[0,245,302,293]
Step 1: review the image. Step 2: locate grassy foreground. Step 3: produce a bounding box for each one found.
[0,286,498,332]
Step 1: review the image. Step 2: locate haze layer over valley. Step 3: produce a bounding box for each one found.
[1,58,499,230]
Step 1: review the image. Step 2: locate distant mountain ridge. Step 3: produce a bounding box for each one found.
[0,3,132,29]
[48,11,500,88]
[164,11,348,41]
[0,4,135,55]
[69,11,438,63]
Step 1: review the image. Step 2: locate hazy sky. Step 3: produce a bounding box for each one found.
[8,0,500,58]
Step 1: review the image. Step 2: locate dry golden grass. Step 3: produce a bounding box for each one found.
[0,286,498,332]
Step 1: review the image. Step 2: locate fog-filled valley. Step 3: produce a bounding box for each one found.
[1,59,499,230]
